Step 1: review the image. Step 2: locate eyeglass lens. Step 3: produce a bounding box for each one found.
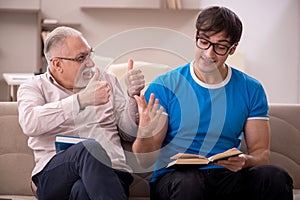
[196,37,230,56]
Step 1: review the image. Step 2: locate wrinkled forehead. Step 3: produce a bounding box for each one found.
[61,36,91,55]
[65,35,90,49]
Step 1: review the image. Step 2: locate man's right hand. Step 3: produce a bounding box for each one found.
[78,67,110,109]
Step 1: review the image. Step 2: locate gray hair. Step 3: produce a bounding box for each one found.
[44,26,82,63]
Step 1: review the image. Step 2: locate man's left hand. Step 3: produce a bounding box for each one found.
[214,154,247,172]
[125,59,145,97]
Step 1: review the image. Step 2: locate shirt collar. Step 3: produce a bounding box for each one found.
[189,60,232,89]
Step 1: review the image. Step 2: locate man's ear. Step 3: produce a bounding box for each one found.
[229,43,238,55]
[51,58,63,73]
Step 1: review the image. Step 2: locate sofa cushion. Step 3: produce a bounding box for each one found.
[294,189,300,200]
[269,104,300,189]
[0,195,36,200]
[129,173,151,199]
[0,102,34,196]
[0,153,34,195]
[107,61,172,94]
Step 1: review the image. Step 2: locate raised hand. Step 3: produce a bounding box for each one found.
[134,93,164,138]
[132,93,167,167]
[78,67,110,109]
[125,59,145,97]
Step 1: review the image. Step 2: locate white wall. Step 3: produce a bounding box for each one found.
[1,0,299,103]
[0,11,39,101]
[40,0,300,103]
[0,12,38,73]
[201,0,300,103]
[41,0,198,67]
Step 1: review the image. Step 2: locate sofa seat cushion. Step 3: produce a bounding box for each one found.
[0,154,34,196]
[268,115,300,189]
[294,189,300,200]
[0,110,35,197]
[129,173,151,198]
[0,195,36,200]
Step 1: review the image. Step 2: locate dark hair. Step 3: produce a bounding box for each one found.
[196,6,243,45]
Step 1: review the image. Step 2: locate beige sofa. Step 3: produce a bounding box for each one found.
[0,102,299,200]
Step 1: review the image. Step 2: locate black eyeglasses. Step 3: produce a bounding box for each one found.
[196,35,233,56]
[50,48,94,64]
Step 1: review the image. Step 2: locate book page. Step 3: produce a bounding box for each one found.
[167,157,210,168]
[170,152,207,160]
[167,149,242,168]
[208,148,242,162]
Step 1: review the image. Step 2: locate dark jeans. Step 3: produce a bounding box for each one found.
[32,140,133,200]
[150,165,293,200]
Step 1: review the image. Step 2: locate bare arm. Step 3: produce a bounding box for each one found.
[243,119,270,166]
[132,93,168,168]
[215,119,270,172]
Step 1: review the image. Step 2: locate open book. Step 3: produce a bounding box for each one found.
[167,148,243,168]
[55,134,94,153]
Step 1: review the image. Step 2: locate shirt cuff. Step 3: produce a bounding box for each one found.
[61,94,80,118]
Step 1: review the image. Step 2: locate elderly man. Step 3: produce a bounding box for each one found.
[18,26,145,200]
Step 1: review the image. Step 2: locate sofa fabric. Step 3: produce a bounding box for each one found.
[268,104,300,190]
[0,102,299,200]
[0,102,35,199]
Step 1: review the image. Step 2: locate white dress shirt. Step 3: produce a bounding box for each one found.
[17,69,138,176]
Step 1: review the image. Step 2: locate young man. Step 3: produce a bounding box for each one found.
[18,26,145,199]
[133,6,293,200]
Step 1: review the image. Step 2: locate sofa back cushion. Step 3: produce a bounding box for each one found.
[268,104,300,189]
[106,61,172,94]
[0,102,34,196]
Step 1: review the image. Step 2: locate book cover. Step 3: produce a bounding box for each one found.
[55,134,94,153]
[167,148,243,168]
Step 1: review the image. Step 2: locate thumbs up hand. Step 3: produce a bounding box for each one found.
[125,59,145,97]
[78,67,111,109]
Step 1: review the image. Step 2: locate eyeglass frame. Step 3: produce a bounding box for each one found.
[195,34,234,56]
[50,48,94,64]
